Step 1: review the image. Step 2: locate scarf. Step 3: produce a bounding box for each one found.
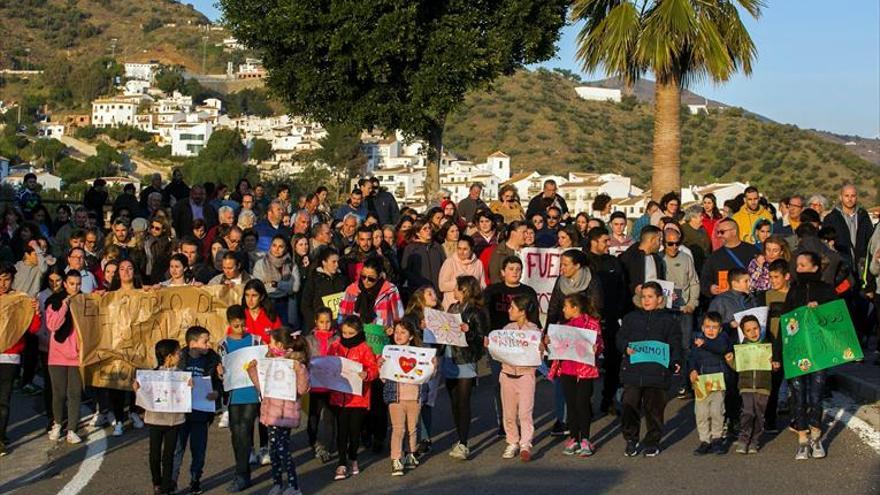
[558,267,592,295]
[354,278,383,323]
[340,332,366,349]
[47,291,74,343]
[265,253,290,282]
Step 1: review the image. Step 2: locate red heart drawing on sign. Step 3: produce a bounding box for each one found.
[399,357,417,374]
[574,339,588,358]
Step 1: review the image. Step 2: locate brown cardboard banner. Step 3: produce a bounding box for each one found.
[70,285,242,390]
[0,292,36,353]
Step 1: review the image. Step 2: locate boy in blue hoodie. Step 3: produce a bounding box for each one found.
[688,312,733,456]
[707,268,755,434]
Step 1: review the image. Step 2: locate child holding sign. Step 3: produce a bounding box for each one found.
[496,294,543,461]
[548,293,603,458]
[329,316,379,481]
[135,339,186,495]
[380,320,429,476]
[618,282,682,457]
[218,305,263,492]
[687,312,732,456]
[246,329,310,495]
[305,307,339,464]
[725,315,779,455]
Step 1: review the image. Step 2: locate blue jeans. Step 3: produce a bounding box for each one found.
[789,371,826,431]
[538,361,566,423]
[172,419,209,484]
[418,405,432,441]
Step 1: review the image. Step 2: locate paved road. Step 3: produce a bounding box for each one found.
[1,374,878,495]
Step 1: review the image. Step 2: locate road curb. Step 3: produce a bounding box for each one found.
[828,371,880,430]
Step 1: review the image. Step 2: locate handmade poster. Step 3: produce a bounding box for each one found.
[781,299,863,379]
[380,345,436,384]
[487,329,543,367]
[192,376,216,412]
[717,270,729,293]
[259,358,298,401]
[364,324,389,355]
[70,285,242,390]
[629,340,670,367]
[134,370,192,413]
[734,343,773,371]
[646,279,675,309]
[310,356,363,395]
[222,345,269,391]
[423,308,466,347]
[547,324,598,366]
[733,306,769,342]
[519,247,565,314]
[321,292,345,318]
[693,372,726,401]
[0,293,36,354]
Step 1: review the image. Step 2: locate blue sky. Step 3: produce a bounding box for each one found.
[192,0,879,137]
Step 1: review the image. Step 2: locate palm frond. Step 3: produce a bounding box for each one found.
[574,1,643,84]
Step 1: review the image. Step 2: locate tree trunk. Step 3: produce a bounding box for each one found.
[423,122,443,203]
[651,78,681,201]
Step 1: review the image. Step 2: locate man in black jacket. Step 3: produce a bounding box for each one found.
[368,177,401,226]
[586,227,628,413]
[822,184,875,346]
[172,185,218,239]
[525,179,569,220]
[619,226,666,301]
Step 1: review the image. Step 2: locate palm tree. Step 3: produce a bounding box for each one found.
[573,0,762,199]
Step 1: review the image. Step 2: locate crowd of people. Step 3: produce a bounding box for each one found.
[0,170,878,495]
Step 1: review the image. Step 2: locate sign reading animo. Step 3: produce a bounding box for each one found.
[628,340,670,368]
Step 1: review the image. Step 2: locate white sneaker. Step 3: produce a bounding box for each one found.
[66,431,82,444]
[502,443,518,459]
[259,447,271,465]
[89,412,109,428]
[48,423,62,441]
[129,412,145,429]
[448,442,470,460]
[217,410,229,428]
[112,422,124,437]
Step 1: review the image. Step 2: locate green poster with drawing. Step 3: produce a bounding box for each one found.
[780,299,863,379]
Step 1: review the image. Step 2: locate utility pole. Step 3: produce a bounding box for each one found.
[110,38,118,60]
[25,48,30,70]
[202,36,208,74]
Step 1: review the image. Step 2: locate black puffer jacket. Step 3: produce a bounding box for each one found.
[300,268,349,328]
[443,302,489,365]
[616,308,682,389]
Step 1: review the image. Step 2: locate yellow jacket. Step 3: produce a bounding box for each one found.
[732,206,772,243]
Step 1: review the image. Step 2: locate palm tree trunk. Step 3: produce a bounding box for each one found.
[651,78,681,200]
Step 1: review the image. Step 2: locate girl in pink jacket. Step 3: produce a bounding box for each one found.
[547,292,604,458]
[45,270,83,444]
[247,328,310,495]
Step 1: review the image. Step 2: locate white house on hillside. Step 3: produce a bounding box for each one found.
[171,122,213,157]
[36,122,65,139]
[3,167,62,191]
[92,99,138,128]
[124,62,159,83]
[575,86,622,103]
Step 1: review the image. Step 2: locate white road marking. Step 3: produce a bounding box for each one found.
[824,392,880,455]
[55,426,108,495]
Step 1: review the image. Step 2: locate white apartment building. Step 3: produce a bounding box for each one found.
[171,122,213,157]
[124,62,159,83]
[91,99,138,128]
[681,181,749,206]
[575,86,622,103]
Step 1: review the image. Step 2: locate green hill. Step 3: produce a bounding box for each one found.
[0,0,238,73]
[444,69,879,202]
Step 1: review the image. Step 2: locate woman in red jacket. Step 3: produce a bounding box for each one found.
[0,262,41,456]
[242,279,282,344]
[329,315,379,481]
[240,278,282,465]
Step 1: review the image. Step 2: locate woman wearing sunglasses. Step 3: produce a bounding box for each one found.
[338,256,405,454]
